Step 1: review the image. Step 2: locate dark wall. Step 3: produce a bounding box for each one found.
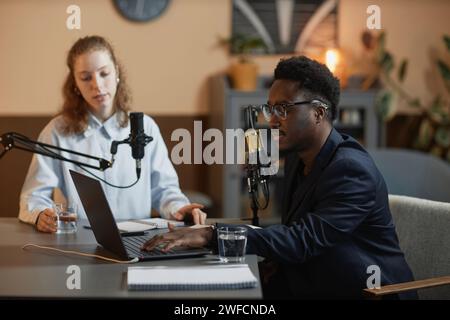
[0,115,209,217]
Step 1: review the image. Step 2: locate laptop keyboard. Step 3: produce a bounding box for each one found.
[122,234,176,258]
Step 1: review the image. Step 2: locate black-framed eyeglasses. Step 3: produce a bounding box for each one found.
[260,99,329,121]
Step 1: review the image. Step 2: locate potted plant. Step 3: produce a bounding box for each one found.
[366,31,450,163]
[219,34,268,91]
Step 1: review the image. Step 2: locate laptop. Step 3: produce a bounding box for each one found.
[69,170,211,261]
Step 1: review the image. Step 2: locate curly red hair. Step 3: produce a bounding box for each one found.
[60,36,132,135]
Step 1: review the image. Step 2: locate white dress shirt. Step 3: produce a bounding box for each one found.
[19,112,189,224]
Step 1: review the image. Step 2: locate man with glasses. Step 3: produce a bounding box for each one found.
[142,56,416,299]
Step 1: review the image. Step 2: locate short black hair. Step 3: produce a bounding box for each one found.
[274,56,340,120]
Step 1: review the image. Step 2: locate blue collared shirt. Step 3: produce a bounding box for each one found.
[19,112,189,224]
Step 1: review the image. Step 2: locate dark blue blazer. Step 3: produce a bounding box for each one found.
[246,128,416,299]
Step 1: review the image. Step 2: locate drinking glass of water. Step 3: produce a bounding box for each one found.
[217,226,247,263]
[53,202,78,234]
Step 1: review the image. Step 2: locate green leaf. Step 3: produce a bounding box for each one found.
[414,119,433,149]
[410,98,421,108]
[242,37,267,54]
[441,112,450,125]
[435,127,450,148]
[431,96,442,110]
[428,96,448,124]
[380,52,395,74]
[430,146,443,158]
[444,35,450,51]
[427,97,449,125]
[398,59,408,82]
[428,96,443,122]
[437,60,450,82]
[376,32,386,63]
[375,91,393,120]
[226,33,267,55]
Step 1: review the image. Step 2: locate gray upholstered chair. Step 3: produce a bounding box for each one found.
[368,148,450,203]
[364,195,450,299]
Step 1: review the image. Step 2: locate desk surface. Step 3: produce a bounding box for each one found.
[0,218,262,299]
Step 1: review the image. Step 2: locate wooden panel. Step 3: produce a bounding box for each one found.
[155,115,209,194]
[385,114,423,148]
[0,117,50,217]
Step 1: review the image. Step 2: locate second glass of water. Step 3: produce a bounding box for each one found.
[217,226,248,263]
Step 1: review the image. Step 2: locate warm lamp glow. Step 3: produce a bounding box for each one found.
[325,48,340,73]
[323,48,348,88]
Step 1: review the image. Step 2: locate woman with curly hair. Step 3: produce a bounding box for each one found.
[19,36,206,232]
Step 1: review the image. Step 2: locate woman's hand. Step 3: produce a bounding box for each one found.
[170,203,207,225]
[36,208,57,233]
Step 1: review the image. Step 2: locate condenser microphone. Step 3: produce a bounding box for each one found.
[245,128,273,168]
[243,105,272,226]
[130,112,145,160]
[244,105,277,178]
[245,128,261,166]
[129,112,153,179]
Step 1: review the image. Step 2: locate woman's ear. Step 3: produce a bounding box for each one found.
[115,66,120,83]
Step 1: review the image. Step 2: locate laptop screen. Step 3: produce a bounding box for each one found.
[70,170,129,259]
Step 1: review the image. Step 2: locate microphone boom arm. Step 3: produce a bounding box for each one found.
[1,113,154,189]
[0,132,112,171]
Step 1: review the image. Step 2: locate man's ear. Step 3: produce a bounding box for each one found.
[314,107,326,123]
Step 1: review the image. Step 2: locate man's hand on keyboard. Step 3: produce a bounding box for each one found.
[141,223,213,252]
